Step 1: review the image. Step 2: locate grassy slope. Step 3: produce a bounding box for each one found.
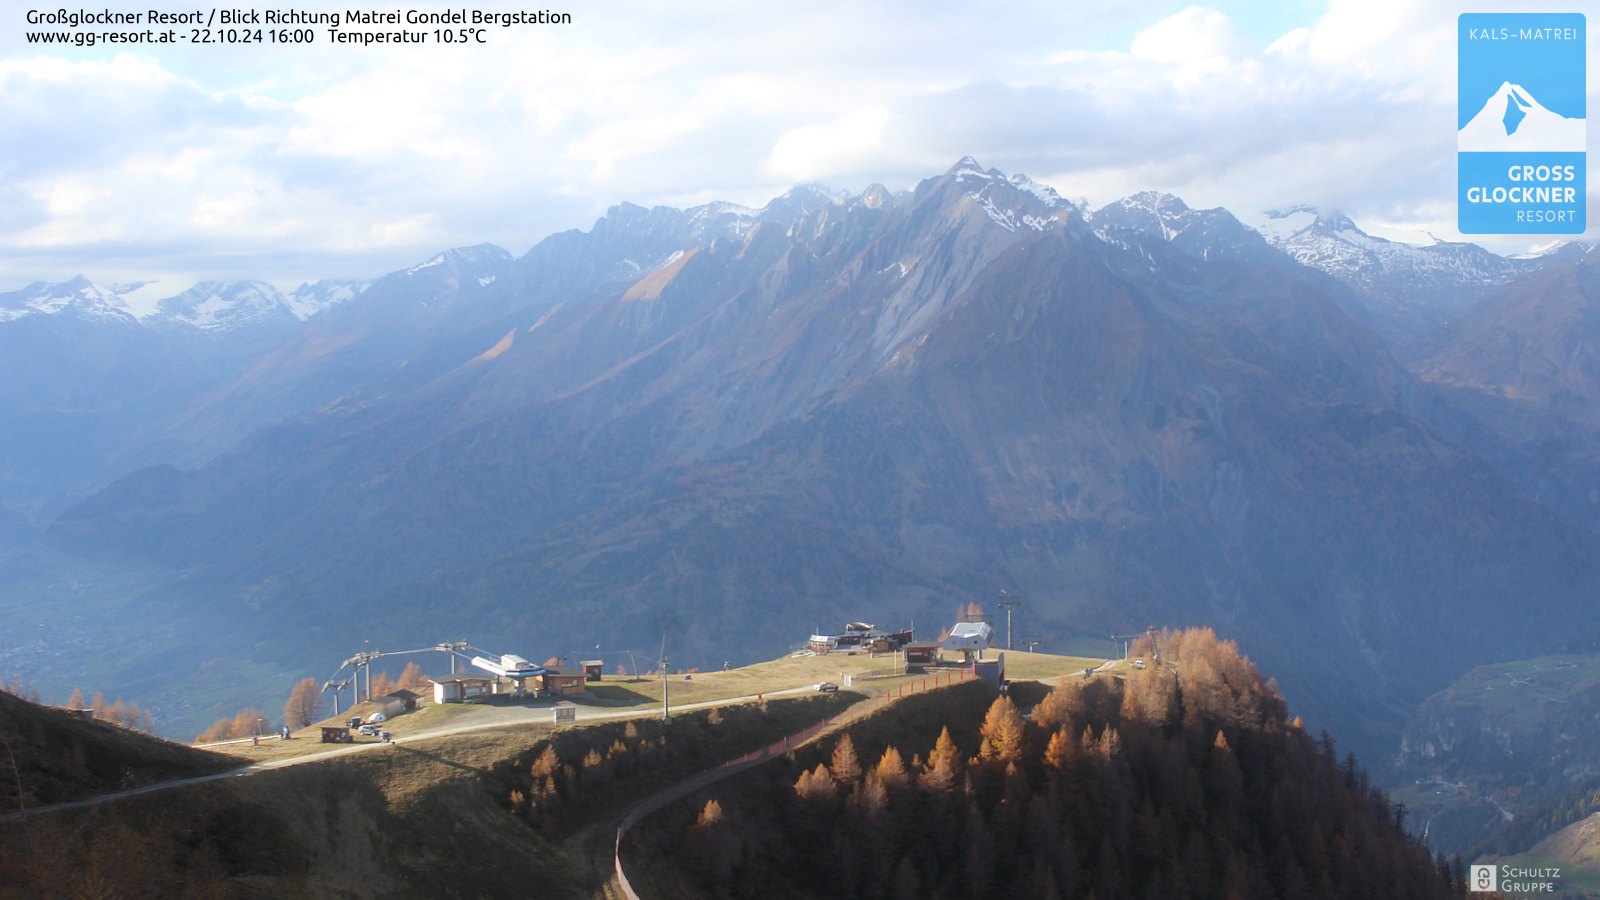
[1482,812,1600,897]
[1529,815,1600,870]
[208,650,1103,767]
[0,689,241,808]
[1,688,860,898]
[0,650,1102,896]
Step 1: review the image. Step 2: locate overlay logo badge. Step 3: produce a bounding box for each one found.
[1469,864,1498,892]
[1458,13,1586,234]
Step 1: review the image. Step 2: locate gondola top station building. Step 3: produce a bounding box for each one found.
[807,622,915,655]
[322,644,559,712]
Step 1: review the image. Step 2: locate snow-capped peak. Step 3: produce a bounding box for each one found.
[404,243,514,278]
[939,158,1064,209]
[1256,205,1320,243]
[1,273,361,330]
[1089,191,1213,242]
[686,200,760,241]
[0,276,139,324]
[1084,192,1275,266]
[948,156,990,181]
[288,280,366,319]
[154,281,295,332]
[938,158,1072,233]
[1508,240,1587,261]
[1253,205,1540,310]
[1255,206,1395,247]
[1008,173,1064,208]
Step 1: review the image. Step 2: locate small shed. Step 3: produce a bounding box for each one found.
[432,675,494,704]
[580,660,605,682]
[320,726,353,743]
[540,667,588,697]
[973,652,1007,688]
[904,642,943,666]
[373,689,420,717]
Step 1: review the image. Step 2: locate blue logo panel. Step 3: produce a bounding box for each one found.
[1458,14,1586,234]
[1459,152,1586,234]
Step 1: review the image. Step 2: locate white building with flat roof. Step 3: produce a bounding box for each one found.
[943,621,994,653]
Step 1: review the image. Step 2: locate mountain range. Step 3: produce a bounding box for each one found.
[4,158,1599,757]
[0,276,363,514]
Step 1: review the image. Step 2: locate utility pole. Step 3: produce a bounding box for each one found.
[660,654,671,722]
[659,634,671,722]
[1111,633,1143,659]
[996,589,1022,651]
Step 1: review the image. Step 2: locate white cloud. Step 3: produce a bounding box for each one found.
[1131,5,1249,87]
[766,110,891,182]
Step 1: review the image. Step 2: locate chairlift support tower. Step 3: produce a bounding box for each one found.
[995,589,1022,651]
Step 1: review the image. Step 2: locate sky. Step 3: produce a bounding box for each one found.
[0,0,1595,292]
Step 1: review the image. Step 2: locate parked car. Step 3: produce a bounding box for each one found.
[358,723,383,736]
[815,681,840,692]
[1133,659,1147,670]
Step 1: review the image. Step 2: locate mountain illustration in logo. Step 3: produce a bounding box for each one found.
[1459,81,1586,152]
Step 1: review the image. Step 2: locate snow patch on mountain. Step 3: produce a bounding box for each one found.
[948,159,1071,235]
[1091,192,1193,241]
[1244,206,1564,334]
[1085,192,1274,270]
[2,274,360,330]
[686,201,760,241]
[404,244,513,281]
[1009,174,1065,208]
[973,194,1020,232]
[155,281,295,331]
[950,156,989,182]
[1255,207,1535,298]
[407,255,445,275]
[1253,205,1317,244]
[0,277,139,324]
[287,280,365,320]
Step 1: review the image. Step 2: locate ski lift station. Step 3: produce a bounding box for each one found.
[321,643,551,711]
[469,653,544,685]
[806,621,914,654]
[943,621,995,656]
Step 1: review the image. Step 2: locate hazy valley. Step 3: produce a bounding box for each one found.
[5,159,1600,892]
